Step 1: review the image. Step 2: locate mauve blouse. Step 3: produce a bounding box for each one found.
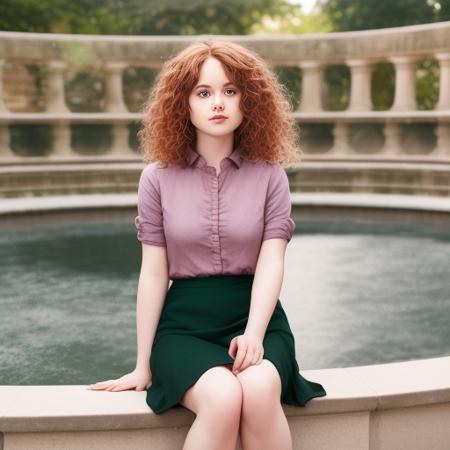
[134,146,296,279]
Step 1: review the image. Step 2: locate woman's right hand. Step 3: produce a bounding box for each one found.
[87,367,152,392]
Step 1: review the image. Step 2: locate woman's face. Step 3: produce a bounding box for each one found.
[188,57,243,138]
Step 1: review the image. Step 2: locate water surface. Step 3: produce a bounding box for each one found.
[1,218,449,385]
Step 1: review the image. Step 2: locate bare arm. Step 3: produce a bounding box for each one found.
[229,238,287,373]
[88,243,169,391]
[135,244,170,371]
[245,238,287,340]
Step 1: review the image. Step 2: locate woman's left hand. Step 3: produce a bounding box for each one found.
[228,332,264,374]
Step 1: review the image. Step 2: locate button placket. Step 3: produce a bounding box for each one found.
[210,171,222,271]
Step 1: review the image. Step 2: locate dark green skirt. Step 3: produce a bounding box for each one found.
[147,274,326,414]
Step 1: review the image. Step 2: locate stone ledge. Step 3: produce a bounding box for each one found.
[1,192,450,216]
[1,356,449,433]
[2,21,450,62]
[1,162,449,198]
[291,192,450,212]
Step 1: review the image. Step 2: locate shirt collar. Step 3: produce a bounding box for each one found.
[187,147,242,169]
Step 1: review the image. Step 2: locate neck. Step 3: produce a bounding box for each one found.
[195,132,235,167]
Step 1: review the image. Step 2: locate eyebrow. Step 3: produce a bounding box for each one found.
[194,82,237,89]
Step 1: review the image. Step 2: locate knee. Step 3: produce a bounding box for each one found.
[198,372,243,420]
[236,360,282,421]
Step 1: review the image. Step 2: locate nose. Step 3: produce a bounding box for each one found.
[212,93,224,111]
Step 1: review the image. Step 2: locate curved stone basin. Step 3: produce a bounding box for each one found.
[1,192,449,450]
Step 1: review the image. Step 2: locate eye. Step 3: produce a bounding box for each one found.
[197,88,238,98]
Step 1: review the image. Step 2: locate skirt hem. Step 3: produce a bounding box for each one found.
[147,357,326,415]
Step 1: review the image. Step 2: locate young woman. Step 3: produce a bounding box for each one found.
[88,40,327,450]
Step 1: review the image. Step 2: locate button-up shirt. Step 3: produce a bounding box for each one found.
[135,147,296,279]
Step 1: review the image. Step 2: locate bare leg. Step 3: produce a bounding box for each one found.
[180,365,242,450]
[236,359,293,450]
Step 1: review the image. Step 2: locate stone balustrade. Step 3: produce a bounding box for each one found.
[0,22,450,160]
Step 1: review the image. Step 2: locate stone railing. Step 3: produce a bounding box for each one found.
[1,22,450,160]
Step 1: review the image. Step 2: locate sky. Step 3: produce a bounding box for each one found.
[288,0,318,14]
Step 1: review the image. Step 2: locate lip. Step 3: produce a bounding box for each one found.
[209,115,228,120]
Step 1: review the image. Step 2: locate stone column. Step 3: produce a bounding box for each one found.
[0,59,6,113]
[347,59,373,111]
[45,61,72,156]
[389,56,417,111]
[0,124,14,157]
[381,122,402,154]
[298,61,323,111]
[103,62,132,155]
[52,121,73,157]
[329,122,352,154]
[109,122,133,156]
[104,62,128,113]
[435,52,450,110]
[45,60,69,113]
[0,60,14,157]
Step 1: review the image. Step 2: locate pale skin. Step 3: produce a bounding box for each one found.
[87,56,293,450]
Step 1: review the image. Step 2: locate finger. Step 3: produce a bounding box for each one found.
[239,347,262,372]
[257,349,264,364]
[116,380,137,391]
[107,380,128,391]
[105,382,122,391]
[111,384,130,392]
[239,351,255,372]
[233,346,248,373]
[88,382,114,390]
[228,338,237,359]
[250,351,260,366]
[232,349,244,372]
[252,348,262,365]
[89,379,115,387]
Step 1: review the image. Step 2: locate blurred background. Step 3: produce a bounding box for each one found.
[1,0,450,155]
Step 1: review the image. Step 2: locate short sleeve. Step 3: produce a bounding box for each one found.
[262,164,296,242]
[134,164,166,247]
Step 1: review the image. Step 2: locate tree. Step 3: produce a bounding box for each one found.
[317,0,449,31]
[0,0,303,35]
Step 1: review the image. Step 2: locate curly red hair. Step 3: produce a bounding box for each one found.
[137,40,302,169]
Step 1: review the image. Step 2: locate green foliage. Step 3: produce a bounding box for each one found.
[317,0,445,31]
[250,2,333,34]
[123,68,158,113]
[0,0,68,33]
[65,72,104,112]
[0,0,296,35]
[371,63,394,110]
[323,65,350,110]
[416,59,439,110]
[273,66,302,111]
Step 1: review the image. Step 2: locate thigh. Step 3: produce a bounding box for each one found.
[180,364,239,414]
